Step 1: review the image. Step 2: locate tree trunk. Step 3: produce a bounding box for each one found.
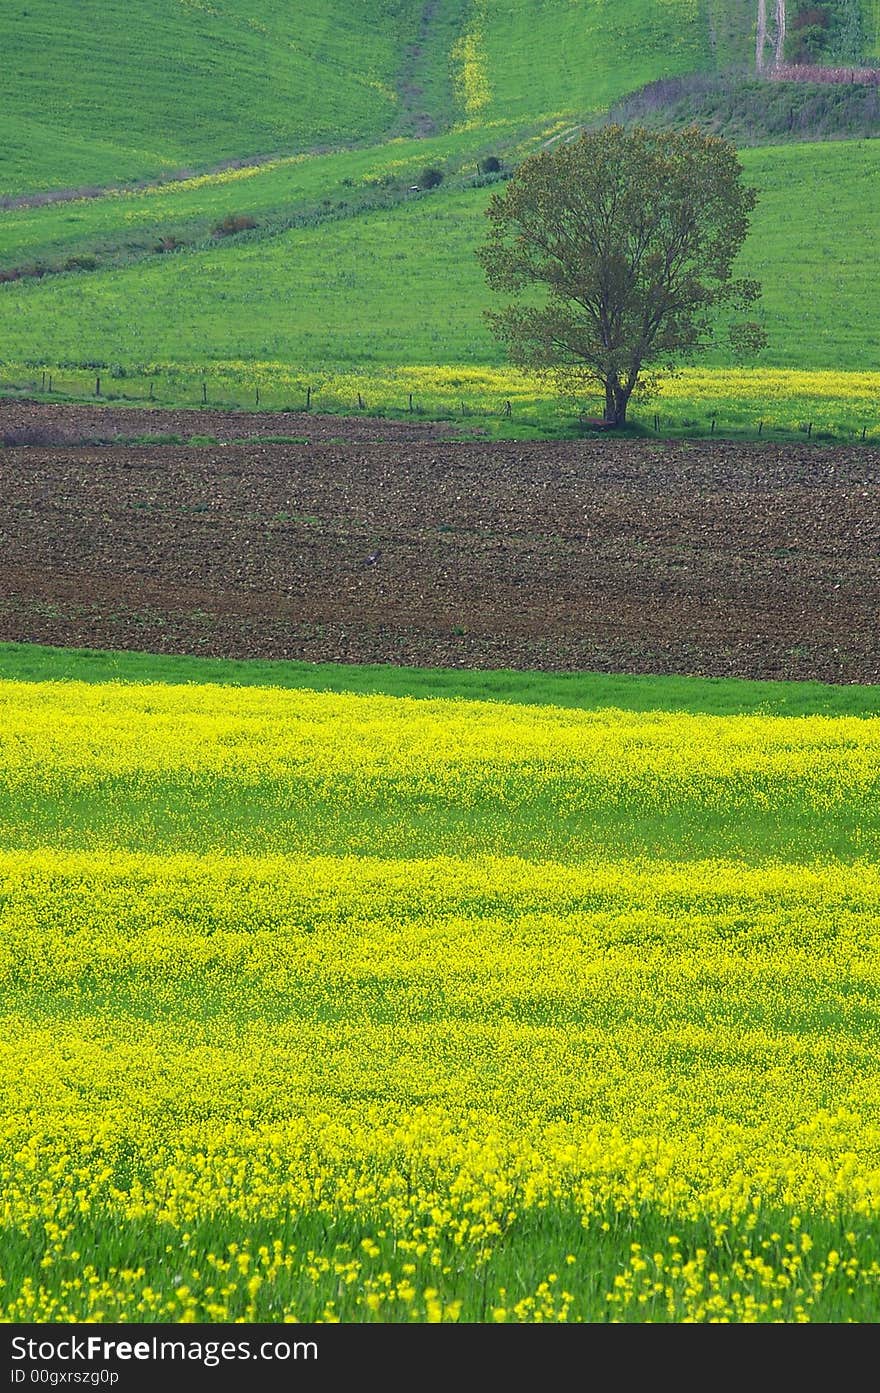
[603,377,632,427]
[773,0,786,66]
[756,0,767,72]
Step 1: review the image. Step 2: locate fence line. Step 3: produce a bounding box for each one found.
[1,372,878,442]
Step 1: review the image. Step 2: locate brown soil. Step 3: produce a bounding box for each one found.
[0,398,456,446]
[1,403,878,682]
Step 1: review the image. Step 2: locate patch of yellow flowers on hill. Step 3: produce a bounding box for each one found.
[2,679,878,800]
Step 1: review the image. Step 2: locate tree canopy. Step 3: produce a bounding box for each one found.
[477,124,767,426]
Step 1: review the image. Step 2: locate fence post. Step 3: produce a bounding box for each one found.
[408,393,413,413]
[95,376,101,396]
[505,399,511,417]
[149,380,154,401]
[306,384,311,410]
[758,420,763,435]
[807,421,812,437]
[710,418,715,434]
[256,386,260,407]
[862,425,867,441]
[202,381,207,404]
[358,392,364,410]
[48,375,53,393]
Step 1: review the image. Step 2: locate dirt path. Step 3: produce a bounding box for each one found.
[1,425,878,682]
[0,150,302,213]
[394,0,444,138]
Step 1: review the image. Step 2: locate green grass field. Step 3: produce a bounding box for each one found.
[2,137,879,435]
[4,133,880,375]
[3,644,880,1322]
[0,0,719,197]
[0,1,424,196]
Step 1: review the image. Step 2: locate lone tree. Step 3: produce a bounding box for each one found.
[477,124,767,427]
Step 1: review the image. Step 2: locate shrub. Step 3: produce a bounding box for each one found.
[417,166,443,189]
[212,213,259,237]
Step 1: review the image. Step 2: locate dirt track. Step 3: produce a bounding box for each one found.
[1,403,878,682]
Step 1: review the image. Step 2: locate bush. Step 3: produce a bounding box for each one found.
[212,213,259,237]
[417,166,444,189]
[480,155,502,174]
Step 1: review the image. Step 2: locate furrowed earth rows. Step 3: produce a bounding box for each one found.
[0,404,877,682]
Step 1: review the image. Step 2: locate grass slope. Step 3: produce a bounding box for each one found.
[453,0,712,127]
[0,0,715,198]
[4,3,880,431]
[2,139,878,380]
[0,0,421,196]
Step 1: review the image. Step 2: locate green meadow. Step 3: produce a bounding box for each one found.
[2,138,880,436]
[0,0,716,197]
[0,0,423,195]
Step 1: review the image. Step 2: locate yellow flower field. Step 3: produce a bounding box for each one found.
[2,676,880,1321]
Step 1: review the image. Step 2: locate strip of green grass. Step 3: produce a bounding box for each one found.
[0,126,522,274]
[2,640,878,717]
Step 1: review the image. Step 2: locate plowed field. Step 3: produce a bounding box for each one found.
[1,402,878,681]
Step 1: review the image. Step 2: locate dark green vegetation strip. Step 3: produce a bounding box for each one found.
[608,73,880,145]
[2,640,878,717]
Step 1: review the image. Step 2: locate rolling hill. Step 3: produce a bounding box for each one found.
[2,0,879,433]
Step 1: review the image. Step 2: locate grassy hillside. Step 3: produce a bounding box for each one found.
[3,3,880,432]
[2,140,878,381]
[0,0,422,196]
[0,129,509,272]
[5,1,877,201]
[1,0,717,198]
[451,0,712,126]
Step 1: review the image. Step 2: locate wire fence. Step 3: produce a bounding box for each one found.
[1,369,878,444]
